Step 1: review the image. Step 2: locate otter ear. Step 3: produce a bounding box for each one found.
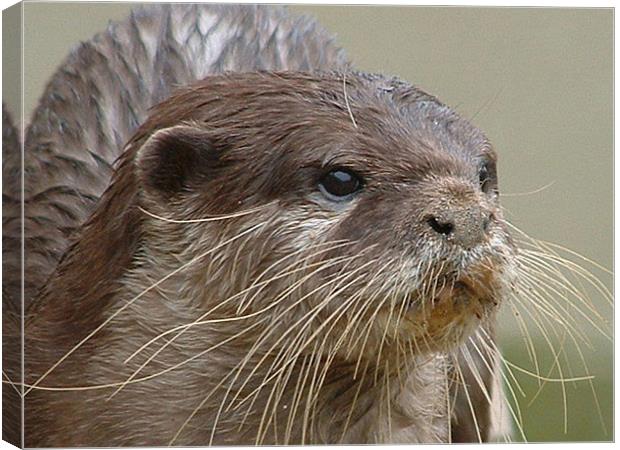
[136,125,217,197]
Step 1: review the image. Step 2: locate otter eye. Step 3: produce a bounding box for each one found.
[478,162,490,192]
[318,169,362,201]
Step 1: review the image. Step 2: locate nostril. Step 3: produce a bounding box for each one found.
[427,216,454,236]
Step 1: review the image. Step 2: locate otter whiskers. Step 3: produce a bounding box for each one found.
[111,242,359,399]
[170,251,377,444]
[123,240,355,362]
[221,256,380,411]
[25,220,266,396]
[138,203,276,223]
[478,221,612,439]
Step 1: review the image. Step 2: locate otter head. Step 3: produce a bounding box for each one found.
[130,71,516,367]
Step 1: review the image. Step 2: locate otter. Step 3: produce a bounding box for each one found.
[3,4,520,446]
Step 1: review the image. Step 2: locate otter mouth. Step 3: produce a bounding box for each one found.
[404,271,497,311]
[396,269,500,350]
[431,277,493,316]
[446,278,498,308]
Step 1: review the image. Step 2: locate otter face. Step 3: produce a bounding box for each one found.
[134,72,516,362]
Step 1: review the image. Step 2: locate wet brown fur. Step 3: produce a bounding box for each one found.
[4,5,514,446]
[23,71,513,446]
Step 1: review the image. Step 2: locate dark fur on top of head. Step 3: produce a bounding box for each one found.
[24,71,515,445]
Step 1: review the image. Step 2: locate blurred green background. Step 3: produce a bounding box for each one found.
[6,3,613,442]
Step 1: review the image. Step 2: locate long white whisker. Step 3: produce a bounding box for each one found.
[25,221,264,397]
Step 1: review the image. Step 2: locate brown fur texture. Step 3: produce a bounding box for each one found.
[17,4,346,312]
[23,71,514,446]
[5,5,514,446]
[3,104,23,447]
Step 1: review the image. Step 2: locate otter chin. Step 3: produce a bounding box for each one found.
[367,224,514,358]
[24,70,516,445]
[400,273,503,353]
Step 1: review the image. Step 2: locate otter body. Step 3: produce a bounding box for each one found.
[5,5,514,446]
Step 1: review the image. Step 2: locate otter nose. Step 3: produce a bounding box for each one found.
[426,207,491,249]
